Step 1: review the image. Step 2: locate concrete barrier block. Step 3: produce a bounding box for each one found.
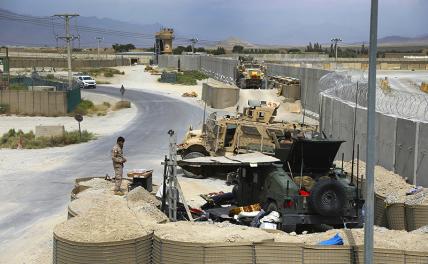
[35,125,65,138]
[417,122,428,187]
[395,118,416,183]
[376,113,397,171]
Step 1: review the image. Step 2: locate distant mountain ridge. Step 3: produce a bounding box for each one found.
[0,8,163,47]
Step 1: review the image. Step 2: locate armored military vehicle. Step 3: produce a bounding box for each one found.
[232,137,364,231]
[177,101,314,178]
[235,56,265,89]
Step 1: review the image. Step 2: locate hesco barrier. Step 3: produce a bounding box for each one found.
[406,205,428,231]
[70,176,104,200]
[354,247,405,264]
[386,203,407,230]
[374,194,387,227]
[153,236,255,264]
[53,233,152,264]
[405,251,428,264]
[254,242,303,264]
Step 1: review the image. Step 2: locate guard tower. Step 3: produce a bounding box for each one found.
[0,47,10,90]
[155,28,174,55]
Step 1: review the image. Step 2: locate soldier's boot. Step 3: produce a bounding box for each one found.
[114,190,124,196]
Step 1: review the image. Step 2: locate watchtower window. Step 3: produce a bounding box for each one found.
[258,111,265,118]
[248,110,253,117]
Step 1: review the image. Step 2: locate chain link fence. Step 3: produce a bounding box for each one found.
[319,72,428,122]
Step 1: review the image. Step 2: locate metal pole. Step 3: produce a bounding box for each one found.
[55,14,79,89]
[351,82,359,185]
[96,37,103,68]
[365,0,378,263]
[65,16,72,89]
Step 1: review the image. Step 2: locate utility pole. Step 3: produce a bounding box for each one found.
[54,13,79,89]
[190,38,198,54]
[96,37,103,67]
[364,0,378,263]
[331,37,342,61]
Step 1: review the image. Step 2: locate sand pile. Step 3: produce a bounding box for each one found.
[405,189,428,206]
[127,186,160,207]
[69,194,124,217]
[338,160,415,203]
[79,178,114,189]
[76,188,111,199]
[55,203,152,243]
[410,225,428,234]
[274,227,428,251]
[154,222,274,243]
[130,202,169,224]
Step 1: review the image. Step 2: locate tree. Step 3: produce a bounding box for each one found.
[232,45,244,53]
[112,43,135,53]
[211,46,226,55]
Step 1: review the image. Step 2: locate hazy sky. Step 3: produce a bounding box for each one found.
[1,0,427,45]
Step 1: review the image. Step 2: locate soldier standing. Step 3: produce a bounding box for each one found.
[112,136,127,196]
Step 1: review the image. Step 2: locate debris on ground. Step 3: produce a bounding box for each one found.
[182,91,198,97]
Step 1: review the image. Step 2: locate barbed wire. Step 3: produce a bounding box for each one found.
[319,72,428,122]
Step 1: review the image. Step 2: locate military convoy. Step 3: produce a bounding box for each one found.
[177,101,314,178]
[235,56,266,89]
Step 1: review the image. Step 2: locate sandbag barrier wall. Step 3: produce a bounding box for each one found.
[266,64,332,115]
[321,94,428,230]
[0,90,68,115]
[201,82,239,109]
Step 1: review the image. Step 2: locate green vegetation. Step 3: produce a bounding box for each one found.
[46,74,55,80]
[0,104,9,114]
[0,129,95,149]
[173,45,206,54]
[82,68,125,77]
[9,83,27,91]
[73,99,119,116]
[176,71,208,85]
[112,43,135,53]
[95,80,111,84]
[209,47,226,55]
[113,101,131,111]
[232,45,244,53]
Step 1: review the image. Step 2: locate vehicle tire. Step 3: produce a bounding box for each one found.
[309,178,346,217]
[182,152,206,179]
[265,200,278,213]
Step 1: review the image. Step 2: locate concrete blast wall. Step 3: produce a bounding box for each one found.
[321,93,428,187]
[180,55,201,71]
[267,64,331,114]
[0,90,67,115]
[10,57,131,68]
[158,55,180,69]
[201,56,238,84]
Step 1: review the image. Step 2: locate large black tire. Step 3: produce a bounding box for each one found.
[182,152,206,179]
[309,178,346,217]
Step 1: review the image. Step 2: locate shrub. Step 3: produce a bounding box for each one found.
[0,129,95,149]
[104,72,114,77]
[74,99,94,115]
[9,83,27,91]
[0,104,9,114]
[46,74,55,80]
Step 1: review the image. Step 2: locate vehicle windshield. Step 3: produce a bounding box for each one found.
[83,77,93,80]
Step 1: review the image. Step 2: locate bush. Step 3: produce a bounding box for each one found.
[104,72,114,77]
[0,104,9,114]
[74,99,94,115]
[0,129,95,149]
[175,71,208,85]
[9,83,27,91]
[46,74,55,80]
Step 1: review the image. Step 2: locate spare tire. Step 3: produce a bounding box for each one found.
[182,152,206,178]
[308,178,346,217]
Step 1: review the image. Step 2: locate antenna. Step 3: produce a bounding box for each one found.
[350,81,359,186]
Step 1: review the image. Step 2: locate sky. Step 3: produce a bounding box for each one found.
[1,0,427,45]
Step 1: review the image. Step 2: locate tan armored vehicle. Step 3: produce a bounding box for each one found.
[178,101,315,178]
[235,56,265,89]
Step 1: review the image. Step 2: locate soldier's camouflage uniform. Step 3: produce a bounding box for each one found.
[112,143,126,191]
